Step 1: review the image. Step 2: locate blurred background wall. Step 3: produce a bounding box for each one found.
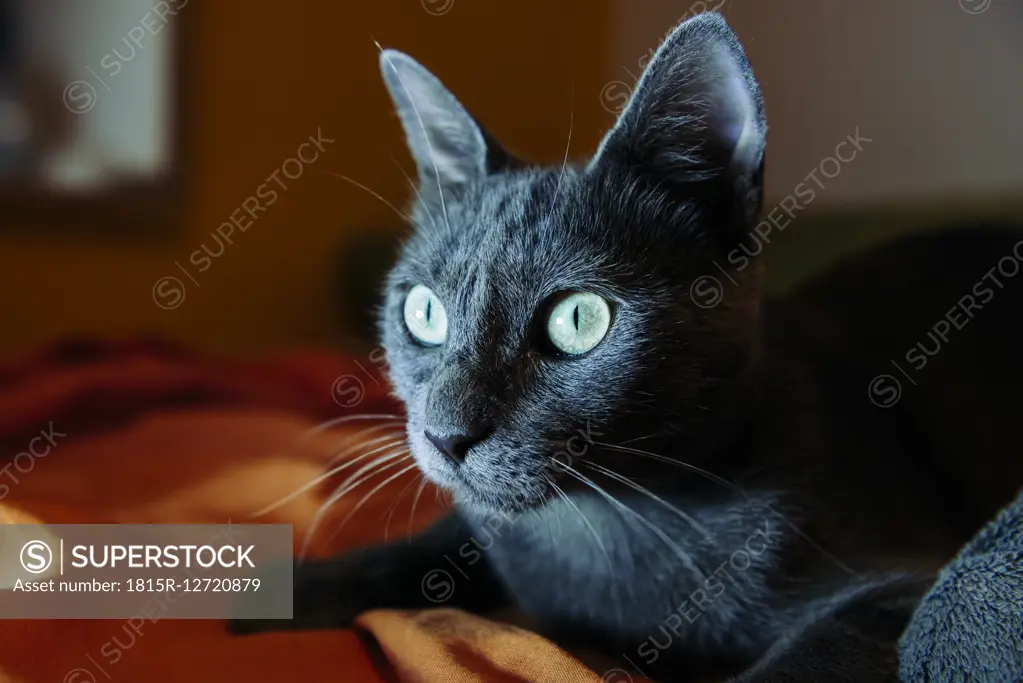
[0,0,1020,357]
[0,0,611,356]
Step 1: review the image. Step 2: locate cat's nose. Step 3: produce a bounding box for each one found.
[424,427,490,466]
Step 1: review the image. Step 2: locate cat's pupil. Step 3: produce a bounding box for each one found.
[573,306,580,330]
[425,299,432,324]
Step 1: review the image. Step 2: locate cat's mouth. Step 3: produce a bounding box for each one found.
[408,442,551,515]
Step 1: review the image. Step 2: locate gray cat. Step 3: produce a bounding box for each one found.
[232,12,1023,682]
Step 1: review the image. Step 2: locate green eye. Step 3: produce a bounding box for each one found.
[404,285,448,346]
[546,292,611,355]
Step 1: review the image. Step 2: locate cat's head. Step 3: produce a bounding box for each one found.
[378,13,766,515]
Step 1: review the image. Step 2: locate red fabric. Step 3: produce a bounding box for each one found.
[0,338,623,683]
[0,337,397,455]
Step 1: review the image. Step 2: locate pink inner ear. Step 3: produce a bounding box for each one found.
[586,14,765,180]
[708,46,761,176]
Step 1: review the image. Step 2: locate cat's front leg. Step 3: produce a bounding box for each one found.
[228,511,511,634]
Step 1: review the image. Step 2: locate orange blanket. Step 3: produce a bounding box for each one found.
[0,339,631,683]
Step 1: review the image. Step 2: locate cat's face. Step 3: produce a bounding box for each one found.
[378,13,766,514]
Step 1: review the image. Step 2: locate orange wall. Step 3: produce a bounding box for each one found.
[0,0,612,357]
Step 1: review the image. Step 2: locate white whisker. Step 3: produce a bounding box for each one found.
[276,414,402,466]
[407,477,431,545]
[543,106,574,230]
[541,475,562,547]
[592,443,768,550]
[557,461,706,580]
[382,474,421,542]
[548,478,624,630]
[325,429,408,469]
[325,462,420,547]
[305,414,403,433]
[594,441,738,491]
[548,480,613,573]
[391,156,440,233]
[300,451,410,559]
[325,171,418,228]
[248,434,407,519]
[584,461,717,546]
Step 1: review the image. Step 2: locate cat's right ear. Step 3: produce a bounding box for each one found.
[589,13,766,223]
[379,50,520,191]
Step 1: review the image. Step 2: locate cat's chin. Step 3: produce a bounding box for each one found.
[450,482,552,519]
[456,499,547,520]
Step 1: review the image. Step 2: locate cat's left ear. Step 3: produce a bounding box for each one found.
[590,13,766,214]
[380,50,520,189]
